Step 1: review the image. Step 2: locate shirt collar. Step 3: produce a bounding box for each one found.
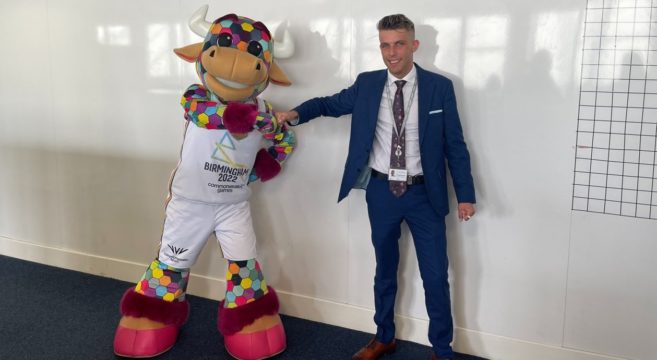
[387,64,417,87]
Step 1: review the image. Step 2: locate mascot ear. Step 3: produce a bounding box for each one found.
[173,43,204,62]
[269,62,291,86]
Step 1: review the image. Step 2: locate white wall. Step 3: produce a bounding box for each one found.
[1,1,656,359]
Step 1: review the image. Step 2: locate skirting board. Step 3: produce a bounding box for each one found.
[0,236,624,360]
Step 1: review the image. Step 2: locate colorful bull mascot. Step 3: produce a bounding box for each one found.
[113,5,296,360]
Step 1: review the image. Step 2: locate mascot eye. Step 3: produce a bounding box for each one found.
[217,33,232,47]
[247,41,263,56]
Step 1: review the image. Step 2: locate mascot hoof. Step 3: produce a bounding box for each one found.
[114,323,179,358]
[224,322,286,360]
[253,149,281,182]
[218,287,286,359]
[223,102,257,134]
[113,288,190,357]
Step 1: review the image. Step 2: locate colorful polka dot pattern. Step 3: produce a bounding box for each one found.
[259,100,296,163]
[134,259,190,302]
[181,85,227,130]
[207,14,272,69]
[224,259,268,308]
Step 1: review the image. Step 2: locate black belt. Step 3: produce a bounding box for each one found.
[371,169,425,185]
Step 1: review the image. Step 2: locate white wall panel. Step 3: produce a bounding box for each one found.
[565,212,657,360]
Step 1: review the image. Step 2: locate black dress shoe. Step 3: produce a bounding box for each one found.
[351,338,397,360]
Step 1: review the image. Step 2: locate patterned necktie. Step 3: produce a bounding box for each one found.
[389,80,407,197]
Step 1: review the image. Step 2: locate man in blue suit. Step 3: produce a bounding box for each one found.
[277,14,476,360]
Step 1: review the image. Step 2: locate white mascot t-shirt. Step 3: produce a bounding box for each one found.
[171,120,263,204]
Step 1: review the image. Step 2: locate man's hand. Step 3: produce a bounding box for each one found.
[275,110,299,125]
[458,203,476,222]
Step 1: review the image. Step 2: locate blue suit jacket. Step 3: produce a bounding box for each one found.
[294,64,475,215]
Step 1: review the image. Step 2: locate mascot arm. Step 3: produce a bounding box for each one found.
[249,100,297,183]
[180,84,227,130]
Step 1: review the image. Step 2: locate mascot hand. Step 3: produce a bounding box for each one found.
[223,102,257,137]
[253,149,281,182]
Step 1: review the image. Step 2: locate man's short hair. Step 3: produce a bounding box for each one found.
[377,14,415,33]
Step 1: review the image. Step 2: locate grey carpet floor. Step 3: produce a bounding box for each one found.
[0,254,487,360]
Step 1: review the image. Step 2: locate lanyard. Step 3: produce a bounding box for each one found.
[386,78,417,139]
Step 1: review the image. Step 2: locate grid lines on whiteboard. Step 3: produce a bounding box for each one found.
[573,0,657,219]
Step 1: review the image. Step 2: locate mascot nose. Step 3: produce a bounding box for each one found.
[256,63,261,71]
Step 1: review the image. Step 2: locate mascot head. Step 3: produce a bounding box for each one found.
[174,5,294,102]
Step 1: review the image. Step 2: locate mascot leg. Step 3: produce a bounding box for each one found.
[114,259,190,358]
[218,259,286,360]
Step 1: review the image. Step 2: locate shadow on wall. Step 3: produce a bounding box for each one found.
[250,22,346,306]
[0,144,177,266]
[414,23,484,352]
[412,20,567,352]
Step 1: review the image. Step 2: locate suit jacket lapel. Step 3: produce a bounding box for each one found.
[417,65,433,147]
[368,71,388,134]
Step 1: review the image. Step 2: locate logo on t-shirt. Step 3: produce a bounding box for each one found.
[204,132,250,185]
[211,132,249,170]
[202,132,251,194]
[165,245,189,264]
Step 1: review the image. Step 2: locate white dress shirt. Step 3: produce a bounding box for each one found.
[369,65,423,176]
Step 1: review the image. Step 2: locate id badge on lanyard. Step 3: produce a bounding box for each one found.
[388,168,408,181]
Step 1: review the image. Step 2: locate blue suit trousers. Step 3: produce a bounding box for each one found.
[365,176,454,359]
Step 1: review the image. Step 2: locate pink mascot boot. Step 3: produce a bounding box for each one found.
[113,288,190,358]
[218,287,286,360]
